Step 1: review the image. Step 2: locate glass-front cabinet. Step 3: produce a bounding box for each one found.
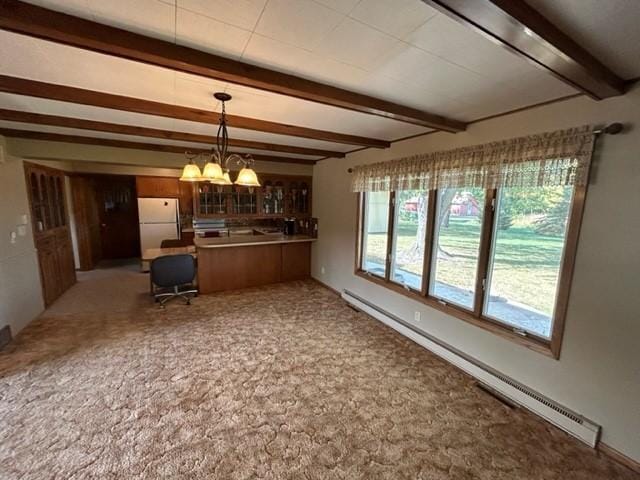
[193,174,311,218]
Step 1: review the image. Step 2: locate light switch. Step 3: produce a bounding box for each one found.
[17,225,27,236]
[20,214,28,225]
[10,231,17,244]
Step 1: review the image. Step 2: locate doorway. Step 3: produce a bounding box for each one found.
[94,175,140,259]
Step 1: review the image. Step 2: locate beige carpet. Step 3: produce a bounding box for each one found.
[0,267,636,479]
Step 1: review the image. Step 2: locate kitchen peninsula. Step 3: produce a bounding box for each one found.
[195,233,315,293]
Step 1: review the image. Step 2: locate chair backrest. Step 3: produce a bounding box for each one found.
[160,238,187,248]
[150,254,196,288]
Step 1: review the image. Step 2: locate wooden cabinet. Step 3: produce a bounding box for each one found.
[197,240,312,293]
[135,176,179,198]
[25,163,76,306]
[136,175,194,218]
[281,242,311,281]
[193,173,312,218]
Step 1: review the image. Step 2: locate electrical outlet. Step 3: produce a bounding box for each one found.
[414,311,421,322]
[321,266,326,275]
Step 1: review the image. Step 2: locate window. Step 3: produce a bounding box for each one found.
[483,186,574,339]
[357,184,584,357]
[429,188,485,309]
[390,190,428,290]
[361,191,390,278]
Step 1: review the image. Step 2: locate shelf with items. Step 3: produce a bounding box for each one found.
[288,180,310,216]
[232,185,258,215]
[197,183,231,216]
[193,174,312,218]
[261,180,286,216]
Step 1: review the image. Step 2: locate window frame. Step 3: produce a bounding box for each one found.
[355,185,588,359]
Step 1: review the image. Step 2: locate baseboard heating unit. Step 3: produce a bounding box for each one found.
[342,289,601,447]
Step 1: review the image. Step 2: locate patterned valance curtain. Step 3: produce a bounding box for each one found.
[351,125,595,192]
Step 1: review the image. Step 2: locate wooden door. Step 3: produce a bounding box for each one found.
[70,175,102,270]
[95,175,140,259]
[24,163,76,307]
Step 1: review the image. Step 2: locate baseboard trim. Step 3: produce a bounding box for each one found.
[0,325,12,350]
[310,277,341,297]
[598,443,640,474]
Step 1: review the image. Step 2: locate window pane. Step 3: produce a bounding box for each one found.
[390,190,428,290]
[362,191,390,277]
[484,186,573,338]
[429,188,485,309]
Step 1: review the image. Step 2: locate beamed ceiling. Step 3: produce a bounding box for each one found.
[0,0,638,165]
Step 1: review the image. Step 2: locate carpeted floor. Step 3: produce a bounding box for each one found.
[0,265,637,479]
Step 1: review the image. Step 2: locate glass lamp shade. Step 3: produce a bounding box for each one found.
[179,162,202,182]
[234,167,261,187]
[201,161,224,182]
[211,171,233,186]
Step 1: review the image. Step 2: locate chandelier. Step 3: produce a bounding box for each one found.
[179,92,260,188]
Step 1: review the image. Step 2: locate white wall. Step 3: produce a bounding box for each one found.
[0,135,45,337]
[312,85,640,461]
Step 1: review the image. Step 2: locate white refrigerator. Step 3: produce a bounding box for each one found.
[138,198,180,253]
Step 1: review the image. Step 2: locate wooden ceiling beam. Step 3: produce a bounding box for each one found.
[0,108,343,158]
[0,0,466,132]
[0,75,391,148]
[0,128,317,165]
[421,0,626,99]
[0,75,388,149]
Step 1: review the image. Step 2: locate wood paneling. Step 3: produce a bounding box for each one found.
[281,242,311,281]
[421,0,626,99]
[178,181,194,217]
[0,108,344,158]
[0,0,466,131]
[197,245,282,293]
[197,242,312,293]
[0,75,390,148]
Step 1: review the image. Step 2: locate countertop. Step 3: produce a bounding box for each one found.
[195,234,316,249]
[141,245,196,261]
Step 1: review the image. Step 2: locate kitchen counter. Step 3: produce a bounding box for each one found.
[194,234,315,249]
[195,234,314,293]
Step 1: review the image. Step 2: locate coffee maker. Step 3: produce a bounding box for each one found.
[283,218,296,236]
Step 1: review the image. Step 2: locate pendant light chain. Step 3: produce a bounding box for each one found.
[180,93,261,187]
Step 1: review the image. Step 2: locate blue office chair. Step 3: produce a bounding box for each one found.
[150,254,198,307]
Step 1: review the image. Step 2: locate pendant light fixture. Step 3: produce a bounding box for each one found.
[179,92,260,188]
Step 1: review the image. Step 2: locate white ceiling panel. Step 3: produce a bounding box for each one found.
[0,121,321,160]
[87,0,176,41]
[0,31,177,104]
[313,0,360,15]
[21,0,92,17]
[349,0,437,39]
[242,34,370,91]
[313,17,401,71]
[178,0,267,31]
[176,7,252,58]
[404,13,534,81]
[254,0,343,51]
[526,0,640,79]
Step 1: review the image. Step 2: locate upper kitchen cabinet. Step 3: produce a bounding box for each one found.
[136,175,194,217]
[135,176,179,198]
[193,174,312,218]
